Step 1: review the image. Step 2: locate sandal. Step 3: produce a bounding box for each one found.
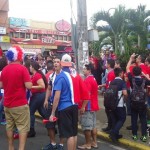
[91,143,98,149]
[78,144,91,150]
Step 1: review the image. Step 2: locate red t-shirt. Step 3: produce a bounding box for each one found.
[45,70,53,83]
[84,75,100,111]
[139,63,148,75]
[31,72,46,94]
[146,66,150,76]
[70,73,89,108]
[106,70,115,89]
[0,64,31,108]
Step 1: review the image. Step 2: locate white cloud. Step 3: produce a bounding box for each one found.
[9,0,150,23]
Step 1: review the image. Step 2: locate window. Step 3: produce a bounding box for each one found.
[14,32,19,38]
[54,35,58,40]
[26,33,30,39]
[38,34,42,39]
[47,34,52,37]
[9,32,13,38]
[58,36,63,40]
[63,36,67,41]
[68,36,71,41]
[20,33,25,38]
[33,34,38,39]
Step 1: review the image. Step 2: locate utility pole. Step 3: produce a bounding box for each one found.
[77,0,89,76]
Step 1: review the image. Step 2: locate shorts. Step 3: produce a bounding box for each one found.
[80,111,96,131]
[44,103,58,129]
[4,104,30,133]
[58,105,78,138]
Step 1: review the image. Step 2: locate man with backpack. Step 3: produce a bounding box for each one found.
[99,59,115,133]
[126,53,150,142]
[105,68,127,142]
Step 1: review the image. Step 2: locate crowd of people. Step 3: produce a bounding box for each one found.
[1,45,150,150]
[0,46,99,150]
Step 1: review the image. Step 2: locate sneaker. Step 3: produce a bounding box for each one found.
[116,134,123,139]
[42,143,57,150]
[140,136,147,142]
[109,133,117,143]
[132,135,138,141]
[27,128,36,138]
[57,144,64,150]
[102,127,111,132]
[0,119,6,125]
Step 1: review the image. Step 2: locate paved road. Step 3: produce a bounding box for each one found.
[0,118,129,150]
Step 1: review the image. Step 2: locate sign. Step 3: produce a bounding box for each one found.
[0,36,10,42]
[9,17,30,28]
[82,42,88,51]
[9,27,70,36]
[41,36,55,44]
[24,49,41,53]
[55,20,71,32]
[0,27,6,34]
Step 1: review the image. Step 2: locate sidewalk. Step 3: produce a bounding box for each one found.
[35,94,150,150]
[95,95,150,150]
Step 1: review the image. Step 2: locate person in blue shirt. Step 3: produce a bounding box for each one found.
[49,56,78,150]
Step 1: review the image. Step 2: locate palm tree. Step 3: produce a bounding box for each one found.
[90,4,150,55]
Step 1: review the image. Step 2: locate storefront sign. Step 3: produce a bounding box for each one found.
[24,49,41,53]
[0,36,10,42]
[0,27,6,34]
[9,17,30,28]
[55,20,71,32]
[9,27,70,36]
[41,36,55,44]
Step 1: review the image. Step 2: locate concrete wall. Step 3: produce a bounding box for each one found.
[0,0,9,11]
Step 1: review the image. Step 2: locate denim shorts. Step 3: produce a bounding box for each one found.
[80,111,96,131]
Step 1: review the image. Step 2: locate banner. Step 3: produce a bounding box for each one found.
[9,17,30,28]
[0,36,10,42]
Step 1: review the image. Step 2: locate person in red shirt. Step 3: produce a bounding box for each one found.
[28,61,48,137]
[78,63,99,149]
[0,46,32,150]
[45,60,54,82]
[136,54,148,75]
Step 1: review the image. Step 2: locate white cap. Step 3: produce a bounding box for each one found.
[61,54,72,67]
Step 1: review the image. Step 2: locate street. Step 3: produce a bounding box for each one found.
[0,118,129,150]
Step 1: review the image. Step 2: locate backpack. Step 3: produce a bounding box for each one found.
[130,78,146,110]
[104,84,122,111]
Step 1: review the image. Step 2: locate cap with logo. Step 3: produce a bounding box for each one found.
[61,54,72,67]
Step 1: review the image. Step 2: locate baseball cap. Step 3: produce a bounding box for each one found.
[61,54,72,67]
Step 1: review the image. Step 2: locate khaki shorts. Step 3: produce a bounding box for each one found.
[4,104,30,133]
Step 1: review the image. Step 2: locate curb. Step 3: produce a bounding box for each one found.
[35,112,150,150]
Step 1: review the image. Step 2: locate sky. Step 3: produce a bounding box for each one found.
[9,0,150,24]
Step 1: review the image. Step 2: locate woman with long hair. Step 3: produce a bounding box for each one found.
[28,61,48,137]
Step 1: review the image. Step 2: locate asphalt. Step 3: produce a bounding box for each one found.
[35,94,150,150]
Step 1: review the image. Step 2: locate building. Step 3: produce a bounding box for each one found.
[8,17,73,55]
[0,0,11,51]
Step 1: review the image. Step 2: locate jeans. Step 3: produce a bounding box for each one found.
[131,106,147,136]
[126,89,131,115]
[147,96,150,108]
[29,92,46,128]
[110,107,126,135]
